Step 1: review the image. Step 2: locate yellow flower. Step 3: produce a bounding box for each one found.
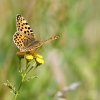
[24,54,34,61]
[35,54,44,65]
[16,52,25,59]
[16,51,44,64]
[29,51,41,57]
[29,51,44,65]
[35,54,43,59]
[36,58,44,65]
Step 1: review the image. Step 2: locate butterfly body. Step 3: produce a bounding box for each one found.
[13,14,62,52]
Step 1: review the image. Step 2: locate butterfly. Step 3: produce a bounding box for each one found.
[13,14,62,52]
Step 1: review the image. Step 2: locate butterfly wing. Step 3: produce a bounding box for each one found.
[13,14,43,52]
[13,31,42,52]
[13,14,62,52]
[16,14,36,40]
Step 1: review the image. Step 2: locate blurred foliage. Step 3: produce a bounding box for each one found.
[0,0,100,100]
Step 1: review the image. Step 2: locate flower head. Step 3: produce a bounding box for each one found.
[16,52,25,59]
[36,57,44,65]
[24,54,34,61]
[16,51,44,65]
[35,54,44,66]
[28,51,44,65]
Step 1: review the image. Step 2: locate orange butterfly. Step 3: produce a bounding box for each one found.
[13,14,62,52]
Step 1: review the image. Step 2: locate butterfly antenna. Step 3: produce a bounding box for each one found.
[42,34,62,43]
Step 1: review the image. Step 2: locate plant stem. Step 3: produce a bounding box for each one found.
[13,64,26,100]
[19,59,21,72]
[26,62,36,74]
[13,81,23,100]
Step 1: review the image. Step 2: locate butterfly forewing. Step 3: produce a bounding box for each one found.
[16,14,36,40]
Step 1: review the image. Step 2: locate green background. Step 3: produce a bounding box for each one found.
[0,0,100,100]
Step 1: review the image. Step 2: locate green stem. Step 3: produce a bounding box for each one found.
[13,92,18,100]
[25,60,30,73]
[13,81,23,100]
[26,62,36,74]
[19,59,21,72]
[13,59,26,100]
[18,81,22,91]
